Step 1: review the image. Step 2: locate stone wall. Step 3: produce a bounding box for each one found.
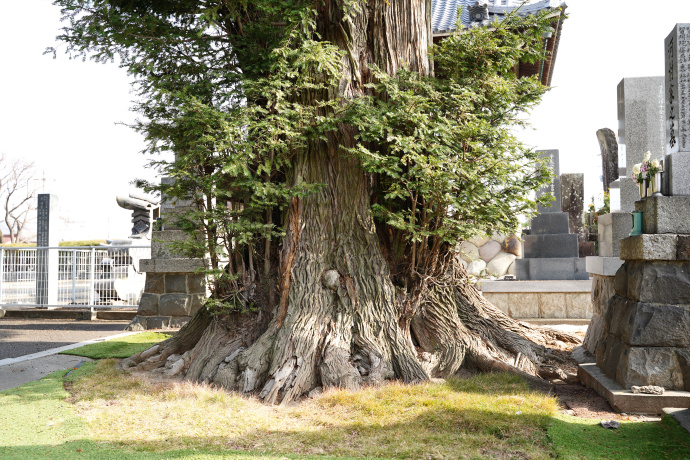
[480,280,592,319]
[457,233,521,279]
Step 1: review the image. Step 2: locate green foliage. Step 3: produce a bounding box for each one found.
[53,0,556,297]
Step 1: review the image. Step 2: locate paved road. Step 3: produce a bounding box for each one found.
[0,318,134,392]
[0,318,130,360]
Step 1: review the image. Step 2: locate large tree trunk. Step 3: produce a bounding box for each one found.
[122,0,580,403]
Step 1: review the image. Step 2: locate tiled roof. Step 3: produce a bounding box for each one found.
[432,0,565,35]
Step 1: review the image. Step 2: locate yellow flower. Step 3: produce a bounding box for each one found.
[632,163,641,175]
[652,159,660,169]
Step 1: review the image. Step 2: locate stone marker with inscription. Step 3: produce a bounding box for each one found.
[596,128,619,192]
[36,194,60,306]
[665,23,690,195]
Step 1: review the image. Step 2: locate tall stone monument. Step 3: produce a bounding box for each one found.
[617,77,666,211]
[36,194,60,306]
[516,150,588,280]
[664,23,690,195]
[596,128,619,193]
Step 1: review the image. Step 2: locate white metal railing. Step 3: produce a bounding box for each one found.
[0,245,150,309]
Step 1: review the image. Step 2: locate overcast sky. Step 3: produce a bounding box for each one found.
[1,1,690,241]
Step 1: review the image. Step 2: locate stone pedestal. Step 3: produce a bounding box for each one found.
[127,231,208,330]
[592,196,690,391]
[582,256,623,355]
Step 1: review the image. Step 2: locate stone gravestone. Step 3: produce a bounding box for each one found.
[617,77,666,211]
[596,128,619,192]
[516,150,587,280]
[36,194,59,307]
[664,23,690,195]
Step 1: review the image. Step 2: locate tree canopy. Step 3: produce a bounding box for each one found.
[52,0,572,403]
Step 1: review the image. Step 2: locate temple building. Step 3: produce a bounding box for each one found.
[432,0,567,86]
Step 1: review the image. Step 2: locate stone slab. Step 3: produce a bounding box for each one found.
[579,363,690,414]
[597,212,634,257]
[530,212,570,235]
[479,279,592,293]
[582,313,605,355]
[140,258,208,273]
[523,233,579,258]
[515,257,589,281]
[635,196,690,234]
[586,256,624,276]
[590,274,616,318]
[620,234,678,261]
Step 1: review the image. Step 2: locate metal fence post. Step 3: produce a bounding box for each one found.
[71,249,77,304]
[88,248,96,306]
[0,247,4,304]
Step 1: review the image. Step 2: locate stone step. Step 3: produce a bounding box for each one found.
[523,233,579,258]
[530,213,570,234]
[515,257,588,280]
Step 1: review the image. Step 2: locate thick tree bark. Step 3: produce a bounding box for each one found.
[122,0,580,403]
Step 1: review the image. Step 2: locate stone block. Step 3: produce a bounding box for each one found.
[516,257,589,281]
[566,293,591,318]
[613,301,690,348]
[140,258,207,273]
[539,293,566,319]
[151,230,194,259]
[187,274,207,294]
[586,256,624,277]
[138,293,159,316]
[165,274,188,294]
[611,212,634,256]
[169,316,193,329]
[615,260,690,305]
[597,128,619,192]
[590,273,616,318]
[467,259,486,276]
[530,213,569,234]
[619,234,678,261]
[478,240,502,262]
[617,346,685,390]
[665,152,690,196]
[146,316,172,330]
[596,334,626,382]
[598,242,613,258]
[619,177,639,213]
[582,313,605,355]
[635,196,690,234]
[189,294,206,315]
[159,294,190,316]
[483,293,510,315]
[508,292,539,318]
[523,233,579,258]
[677,236,690,260]
[468,234,490,247]
[144,273,165,294]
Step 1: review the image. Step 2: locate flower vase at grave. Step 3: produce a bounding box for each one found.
[646,178,653,198]
[651,171,663,197]
[638,180,647,200]
[630,210,643,236]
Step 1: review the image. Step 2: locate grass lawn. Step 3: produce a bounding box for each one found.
[59,332,173,359]
[2,333,689,459]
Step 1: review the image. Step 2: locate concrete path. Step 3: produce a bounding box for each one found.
[0,318,138,392]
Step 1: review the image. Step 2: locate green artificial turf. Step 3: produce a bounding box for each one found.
[59,332,173,359]
[548,413,690,459]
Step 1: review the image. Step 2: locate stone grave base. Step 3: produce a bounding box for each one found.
[480,279,592,319]
[577,360,690,414]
